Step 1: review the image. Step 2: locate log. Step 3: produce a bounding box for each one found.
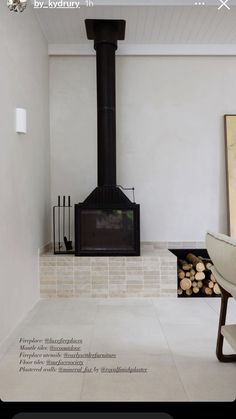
[193,286,200,294]
[198,256,211,261]
[186,288,193,296]
[195,271,205,281]
[207,280,214,289]
[192,280,197,288]
[197,280,203,288]
[186,253,205,272]
[185,272,191,278]
[190,276,195,282]
[213,283,221,295]
[203,286,213,296]
[177,287,183,296]
[180,278,192,290]
[210,273,216,283]
[190,269,196,276]
[178,269,185,280]
[179,259,193,271]
[198,256,213,270]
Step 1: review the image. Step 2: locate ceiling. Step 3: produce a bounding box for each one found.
[31,1,236,54]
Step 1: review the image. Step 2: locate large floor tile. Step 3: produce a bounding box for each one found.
[161,322,235,356]
[2,321,94,358]
[0,353,83,401]
[89,303,169,355]
[172,355,236,401]
[152,298,218,325]
[205,297,236,323]
[80,354,188,401]
[161,323,236,401]
[24,299,99,327]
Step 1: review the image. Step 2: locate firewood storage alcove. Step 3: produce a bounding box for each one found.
[169,249,221,298]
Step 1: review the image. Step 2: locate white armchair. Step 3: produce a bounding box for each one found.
[206,231,236,362]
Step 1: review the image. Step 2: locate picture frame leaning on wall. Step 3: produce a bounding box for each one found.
[224,114,236,237]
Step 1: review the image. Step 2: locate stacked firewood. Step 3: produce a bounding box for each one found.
[177,253,221,297]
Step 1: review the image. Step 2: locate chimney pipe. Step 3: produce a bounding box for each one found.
[85,19,126,187]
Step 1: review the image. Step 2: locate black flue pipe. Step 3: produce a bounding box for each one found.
[96,42,116,186]
[85,19,125,187]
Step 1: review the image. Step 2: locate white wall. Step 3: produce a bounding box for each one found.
[0,4,50,344]
[50,55,235,242]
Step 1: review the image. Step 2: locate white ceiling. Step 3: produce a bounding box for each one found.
[31,1,236,54]
[34,5,236,44]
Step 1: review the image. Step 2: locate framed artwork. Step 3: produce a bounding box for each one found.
[224,115,236,236]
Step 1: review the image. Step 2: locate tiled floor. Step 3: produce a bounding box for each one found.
[0,298,236,401]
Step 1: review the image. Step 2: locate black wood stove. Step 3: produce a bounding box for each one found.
[75,19,140,256]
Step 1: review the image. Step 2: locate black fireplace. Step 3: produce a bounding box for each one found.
[75,19,140,256]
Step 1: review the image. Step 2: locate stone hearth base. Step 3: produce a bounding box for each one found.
[39,245,177,298]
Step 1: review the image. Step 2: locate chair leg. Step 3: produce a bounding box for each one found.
[216,285,236,362]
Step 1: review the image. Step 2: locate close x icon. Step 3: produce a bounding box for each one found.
[218,0,230,10]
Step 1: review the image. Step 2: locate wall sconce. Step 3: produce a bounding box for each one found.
[16,108,27,134]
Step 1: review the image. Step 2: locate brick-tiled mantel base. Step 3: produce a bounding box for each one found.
[40,244,178,298]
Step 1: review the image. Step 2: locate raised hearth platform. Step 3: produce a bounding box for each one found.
[39,244,177,298]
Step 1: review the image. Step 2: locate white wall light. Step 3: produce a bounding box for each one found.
[16,108,27,134]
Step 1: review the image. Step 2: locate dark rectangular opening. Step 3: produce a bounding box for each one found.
[80,209,134,251]
[169,248,220,298]
[75,204,140,256]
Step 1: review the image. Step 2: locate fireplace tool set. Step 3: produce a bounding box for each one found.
[53,196,74,254]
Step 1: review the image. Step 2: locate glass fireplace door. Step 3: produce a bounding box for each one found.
[79,209,135,252]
